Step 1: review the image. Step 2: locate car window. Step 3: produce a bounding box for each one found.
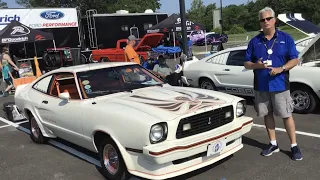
[32,75,53,94]
[226,50,247,66]
[76,64,164,99]
[49,72,81,100]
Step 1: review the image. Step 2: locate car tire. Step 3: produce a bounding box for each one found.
[290,86,317,114]
[98,138,130,180]
[199,78,217,91]
[101,57,110,62]
[29,115,48,144]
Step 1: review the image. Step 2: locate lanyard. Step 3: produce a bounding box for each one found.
[263,37,277,60]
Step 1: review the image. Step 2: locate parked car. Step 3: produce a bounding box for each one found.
[91,33,164,63]
[14,62,253,180]
[194,33,228,46]
[183,34,320,114]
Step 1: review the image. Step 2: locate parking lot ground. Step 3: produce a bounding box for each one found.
[1,97,320,180]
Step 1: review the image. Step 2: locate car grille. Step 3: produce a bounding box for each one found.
[176,105,234,139]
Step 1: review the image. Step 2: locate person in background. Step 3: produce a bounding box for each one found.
[124,35,140,64]
[1,59,14,97]
[244,7,302,160]
[1,46,19,77]
[152,57,181,86]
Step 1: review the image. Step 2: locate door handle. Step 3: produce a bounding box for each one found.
[223,69,230,71]
[42,100,48,104]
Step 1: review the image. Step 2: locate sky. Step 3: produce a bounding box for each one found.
[5,0,249,14]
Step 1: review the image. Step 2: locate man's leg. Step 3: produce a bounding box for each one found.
[272,90,302,160]
[254,91,280,156]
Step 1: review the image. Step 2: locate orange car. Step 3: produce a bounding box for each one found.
[91,33,164,63]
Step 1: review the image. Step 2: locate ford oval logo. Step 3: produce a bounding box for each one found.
[40,10,64,20]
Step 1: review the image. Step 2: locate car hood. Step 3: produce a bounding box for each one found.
[94,85,236,121]
[135,33,163,49]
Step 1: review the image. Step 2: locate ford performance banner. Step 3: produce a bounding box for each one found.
[0,8,78,31]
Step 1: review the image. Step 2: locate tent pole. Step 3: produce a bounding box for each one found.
[53,40,57,51]
[24,43,27,57]
[173,31,176,61]
[179,0,188,60]
[204,30,207,52]
[34,42,37,57]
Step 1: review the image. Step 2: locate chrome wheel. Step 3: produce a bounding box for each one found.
[200,81,214,90]
[291,90,310,111]
[30,118,40,139]
[103,144,119,175]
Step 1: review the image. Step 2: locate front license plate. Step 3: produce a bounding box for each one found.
[207,141,223,157]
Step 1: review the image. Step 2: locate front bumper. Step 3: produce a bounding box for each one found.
[126,116,253,180]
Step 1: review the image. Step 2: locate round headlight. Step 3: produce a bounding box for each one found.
[150,124,164,142]
[236,101,245,117]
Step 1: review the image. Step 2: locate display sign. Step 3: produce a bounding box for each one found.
[0,8,78,30]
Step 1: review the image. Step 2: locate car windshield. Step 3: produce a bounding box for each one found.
[300,36,320,64]
[76,64,164,98]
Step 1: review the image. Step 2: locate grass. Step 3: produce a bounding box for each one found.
[227,25,308,42]
[191,25,309,53]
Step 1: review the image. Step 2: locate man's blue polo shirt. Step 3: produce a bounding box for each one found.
[245,30,299,92]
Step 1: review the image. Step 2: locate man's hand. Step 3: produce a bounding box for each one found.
[268,67,284,76]
[256,58,269,69]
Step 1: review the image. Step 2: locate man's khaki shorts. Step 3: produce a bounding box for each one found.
[254,90,294,118]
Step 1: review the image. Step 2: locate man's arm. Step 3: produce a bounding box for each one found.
[3,54,19,71]
[244,40,267,70]
[283,36,299,71]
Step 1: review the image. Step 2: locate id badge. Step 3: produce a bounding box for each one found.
[263,60,272,66]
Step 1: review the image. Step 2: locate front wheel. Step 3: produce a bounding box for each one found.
[98,138,130,180]
[290,87,317,114]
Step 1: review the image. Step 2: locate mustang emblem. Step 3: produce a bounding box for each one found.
[208,117,212,125]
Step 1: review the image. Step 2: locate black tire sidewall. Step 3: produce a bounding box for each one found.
[200,78,216,90]
[29,116,47,144]
[101,58,110,62]
[290,87,317,114]
[98,138,128,180]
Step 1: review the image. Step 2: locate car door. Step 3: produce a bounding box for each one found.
[33,72,88,146]
[219,50,254,96]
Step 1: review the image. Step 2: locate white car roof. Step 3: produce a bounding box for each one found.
[48,62,137,74]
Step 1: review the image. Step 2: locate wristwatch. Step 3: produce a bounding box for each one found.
[281,65,286,71]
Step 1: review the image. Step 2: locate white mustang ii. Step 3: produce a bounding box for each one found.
[15,62,253,180]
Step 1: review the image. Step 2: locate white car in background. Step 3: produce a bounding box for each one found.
[14,62,253,180]
[183,34,320,114]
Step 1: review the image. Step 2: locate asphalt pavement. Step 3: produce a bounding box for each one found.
[0,95,320,180]
[0,53,320,180]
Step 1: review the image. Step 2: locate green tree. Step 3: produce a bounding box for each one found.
[187,0,206,29]
[0,0,7,8]
[15,0,161,14]
[203,3,217,32]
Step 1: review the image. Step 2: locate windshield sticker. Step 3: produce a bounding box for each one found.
[82,80,90,85]
[84,85,91,89]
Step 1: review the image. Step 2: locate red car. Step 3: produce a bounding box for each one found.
[91,33,164,63]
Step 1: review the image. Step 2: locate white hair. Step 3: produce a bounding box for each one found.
[259,7,275,19]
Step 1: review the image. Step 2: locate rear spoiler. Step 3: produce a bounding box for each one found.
[277,13,320,36]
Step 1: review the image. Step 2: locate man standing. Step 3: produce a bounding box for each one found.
[124,35,140,64]
[244,7,302,161]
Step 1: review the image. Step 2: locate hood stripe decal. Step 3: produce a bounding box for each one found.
[126,88,227,114]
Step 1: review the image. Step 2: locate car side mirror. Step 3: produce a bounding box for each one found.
[59,92,70,101]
